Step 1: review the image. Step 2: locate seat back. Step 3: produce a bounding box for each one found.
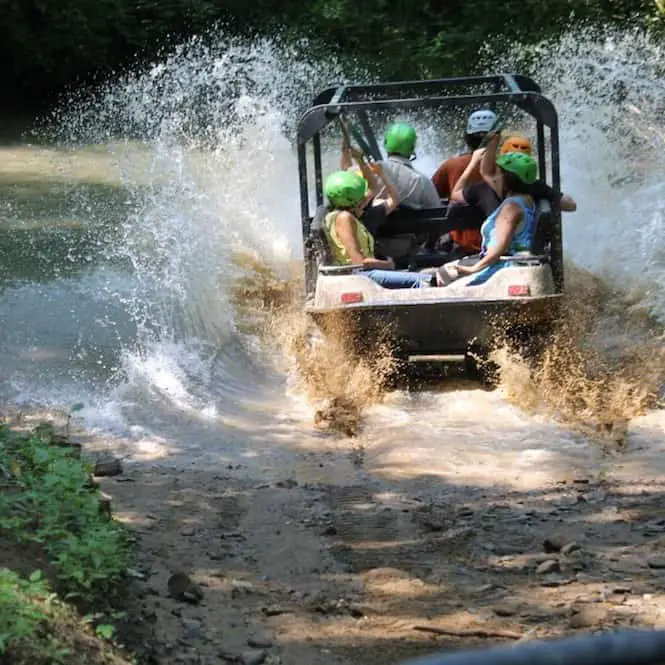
[531,198,554,254]
[309,204,334,265]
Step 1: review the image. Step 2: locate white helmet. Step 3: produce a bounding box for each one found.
[466,109,497,134]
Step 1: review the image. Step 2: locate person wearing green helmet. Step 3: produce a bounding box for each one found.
[476,132,577,213]
[436,151,541,286]
[323,170,433,289]
[376,122,442,212]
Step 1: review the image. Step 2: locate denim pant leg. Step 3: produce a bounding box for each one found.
[365,270,430,289]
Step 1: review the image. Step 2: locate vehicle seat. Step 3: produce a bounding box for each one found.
[531,199,553,254]
[310,204,334,265]
[310,204,419,269]
[375,234,420,269]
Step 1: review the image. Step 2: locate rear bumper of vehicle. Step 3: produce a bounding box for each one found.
[305,294,563,355]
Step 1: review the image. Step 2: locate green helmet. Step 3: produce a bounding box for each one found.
[384,122,417,157]
[324,170,368,208]
[496,152,538,185]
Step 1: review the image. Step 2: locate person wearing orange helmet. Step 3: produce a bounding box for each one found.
[451,131,576,221]
[479,132,577,212]
[499,135,533,155]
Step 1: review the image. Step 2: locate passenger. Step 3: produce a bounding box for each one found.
[499,134,533,155]
[323,170,433,289]
[376,122,441,210]
[479,132,578,213]
[431,109,498,256]
[340,140,399,237]
[436,152,540,286]
[431,109,498,199]
[451,133,577,220]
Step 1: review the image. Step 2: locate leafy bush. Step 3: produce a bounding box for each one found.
[0,424,131,599]
[0,569,71,662]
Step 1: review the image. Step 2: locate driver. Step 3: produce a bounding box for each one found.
[376,122,442,210]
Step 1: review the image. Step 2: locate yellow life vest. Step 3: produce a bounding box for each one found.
[323,210,374,265]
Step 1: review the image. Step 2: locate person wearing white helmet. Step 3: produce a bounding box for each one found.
[432,109,498,200]
[431,109,498,255]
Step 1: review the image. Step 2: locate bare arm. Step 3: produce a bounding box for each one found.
[480,132,502,196]
[371,162,400,213]
[340,141,352,170]
[346,146,379,197]
[335,212,395,269]
[456,202,521,274]
[451,149,485,202]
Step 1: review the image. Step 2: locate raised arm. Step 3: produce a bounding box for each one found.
[349,146,381,199]
[480,132,502,195]
[371,162,400,214]
[451,149,485,203]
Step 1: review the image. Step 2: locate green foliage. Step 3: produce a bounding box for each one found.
[0,0,662,107]
[0,424,132,598]
[0,569,71,662]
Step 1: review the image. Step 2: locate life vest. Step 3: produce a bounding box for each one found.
[323,210,375,265]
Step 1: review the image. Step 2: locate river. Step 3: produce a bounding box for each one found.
[1,29,664,490]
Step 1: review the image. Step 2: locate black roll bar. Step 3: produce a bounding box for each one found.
[298,73,564,294]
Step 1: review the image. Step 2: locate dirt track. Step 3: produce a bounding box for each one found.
[99,436,665,665]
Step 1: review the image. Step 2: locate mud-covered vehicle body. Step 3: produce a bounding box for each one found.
[297,74,564,366]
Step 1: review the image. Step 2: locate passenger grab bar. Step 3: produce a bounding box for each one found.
[318,264,366,275]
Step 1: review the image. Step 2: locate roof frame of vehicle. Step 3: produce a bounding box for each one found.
[297,74,564,291]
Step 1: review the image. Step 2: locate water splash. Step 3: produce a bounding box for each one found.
[1,26,664,460]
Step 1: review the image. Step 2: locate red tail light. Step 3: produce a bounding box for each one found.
[508,285,530,297]
[341,292,364,304]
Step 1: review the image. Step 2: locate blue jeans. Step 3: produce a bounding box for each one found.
[365,270,431,289]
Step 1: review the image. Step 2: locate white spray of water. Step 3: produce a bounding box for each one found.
[0,28,663,474]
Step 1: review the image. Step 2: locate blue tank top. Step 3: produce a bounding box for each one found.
[468,195,537,286]
[480,195,536,255]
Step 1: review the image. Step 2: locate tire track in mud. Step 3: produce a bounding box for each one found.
[99,446,665,665]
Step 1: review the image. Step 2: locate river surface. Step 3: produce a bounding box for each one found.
[1,30,664,490]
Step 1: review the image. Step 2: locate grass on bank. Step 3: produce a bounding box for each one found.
[0,422,138,664]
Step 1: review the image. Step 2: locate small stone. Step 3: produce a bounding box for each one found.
[168,572,204,604]
[544,534,569,553]
[349,606,365,618]
[493,602,520,617]
[93,457,123,477]
[247,637,273,649]
[612,584,632,594]
[422,519,445,532]
[647,557,665,569]
[541,576,574,587]
[569,605,609,628]
[536,559,561,575]
[241,650,267,665]
[275,479,298,489]
[181,527,196,537]
[561,542,581,555]
[230,579,254,593]
[262,605,288,616]
[182,619,203,639]
[321,525,337,536]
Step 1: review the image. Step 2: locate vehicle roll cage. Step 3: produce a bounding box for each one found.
[296,74,563,293]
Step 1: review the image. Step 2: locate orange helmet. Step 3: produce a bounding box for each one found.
[500,135,533,155]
